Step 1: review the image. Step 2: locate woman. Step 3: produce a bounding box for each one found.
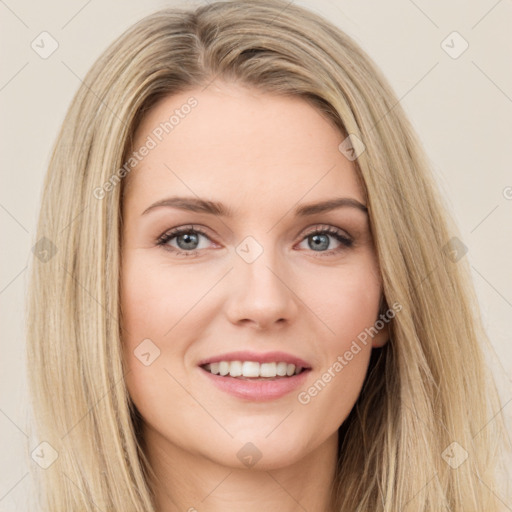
[26,0,510,510]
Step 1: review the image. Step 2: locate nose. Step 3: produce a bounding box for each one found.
[224,245,299,330]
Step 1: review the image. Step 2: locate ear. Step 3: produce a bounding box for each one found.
[372,297,391,348]
[372,323,390,348]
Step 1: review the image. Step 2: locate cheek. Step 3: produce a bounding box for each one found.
[119,252,212,411]
[119,258,187,439]
[311,257,382,346]
[295,259,381,417]
[120,252,205,343]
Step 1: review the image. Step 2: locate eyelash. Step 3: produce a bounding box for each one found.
[156,224,353,258]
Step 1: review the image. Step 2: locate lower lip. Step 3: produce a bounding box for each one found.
[199,367,310,401]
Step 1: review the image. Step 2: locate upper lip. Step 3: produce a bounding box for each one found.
[198,351,312,369]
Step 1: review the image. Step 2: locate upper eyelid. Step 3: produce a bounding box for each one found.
[302,224,351,237]
[158,224,352,245]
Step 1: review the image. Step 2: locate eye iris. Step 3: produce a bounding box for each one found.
[166,230,343,253]
[177,232,199,250]
[310,233,329,251]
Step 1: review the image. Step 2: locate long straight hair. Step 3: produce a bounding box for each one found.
[26,1,510,510]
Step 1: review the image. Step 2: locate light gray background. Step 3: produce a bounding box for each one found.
[1,0,511,509]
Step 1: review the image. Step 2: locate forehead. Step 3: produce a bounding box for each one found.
[124,82,364,213]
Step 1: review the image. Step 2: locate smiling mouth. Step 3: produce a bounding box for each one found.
[200,361,309,379]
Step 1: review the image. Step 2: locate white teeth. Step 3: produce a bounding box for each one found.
[229,360,242,377]
[203,361,305,378]
[260,362,277,377]
[242,361,260,377]
[219,361,230,376]
[276,362,288,376]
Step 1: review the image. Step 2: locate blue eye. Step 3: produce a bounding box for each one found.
[156,225,211,256]
[300,227,353,255]
[156,224,353,257]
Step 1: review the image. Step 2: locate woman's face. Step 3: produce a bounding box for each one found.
[120,81,388,470]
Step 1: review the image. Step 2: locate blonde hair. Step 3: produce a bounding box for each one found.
[26,0,510,510]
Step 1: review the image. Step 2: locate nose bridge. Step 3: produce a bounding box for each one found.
[227,232,297,326]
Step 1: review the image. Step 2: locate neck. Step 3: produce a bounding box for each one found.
[142,424,339,512]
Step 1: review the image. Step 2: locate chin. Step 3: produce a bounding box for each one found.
[199,431,316,471]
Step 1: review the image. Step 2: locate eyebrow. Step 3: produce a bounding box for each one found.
[141,196,368,217]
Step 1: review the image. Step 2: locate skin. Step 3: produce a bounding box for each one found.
[120,81,389,512]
